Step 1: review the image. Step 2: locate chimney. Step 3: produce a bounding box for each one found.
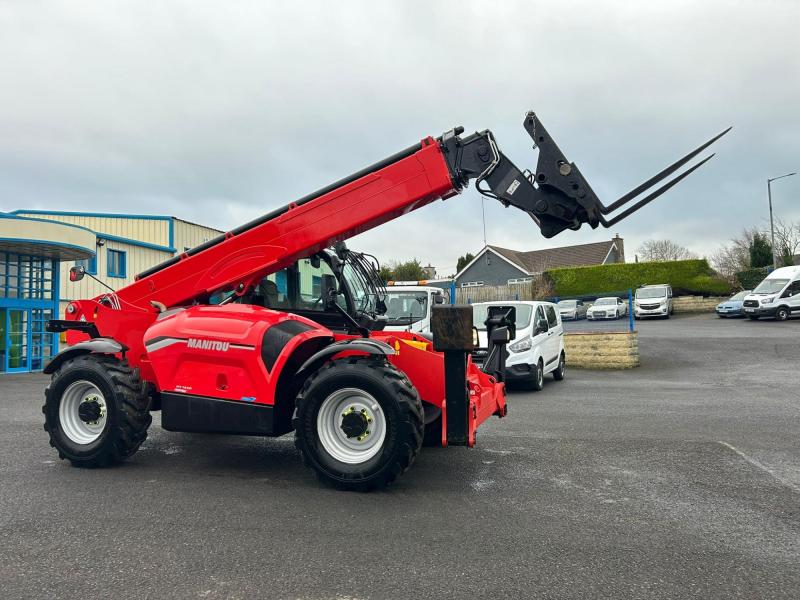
[613,233,625,263]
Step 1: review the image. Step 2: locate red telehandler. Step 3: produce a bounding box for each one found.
[42,112,729,490]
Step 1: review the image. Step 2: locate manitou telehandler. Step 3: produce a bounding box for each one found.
[42,112,728,490]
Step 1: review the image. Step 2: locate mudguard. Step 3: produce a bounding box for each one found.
[294,338,395,381]
[43,338,128,374]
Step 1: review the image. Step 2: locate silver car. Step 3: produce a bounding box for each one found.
[557,299,587,320]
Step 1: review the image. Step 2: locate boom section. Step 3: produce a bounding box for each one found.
[118,138,457,310]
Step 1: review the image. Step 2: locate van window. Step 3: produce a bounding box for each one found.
[535,306,546,328]
[753,278,789,294]
[636,287,667,299]
[785,280,800,297]
[545,305,558,327]
[473,303,533,330]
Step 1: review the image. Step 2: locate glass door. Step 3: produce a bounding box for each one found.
[6,308,31,373]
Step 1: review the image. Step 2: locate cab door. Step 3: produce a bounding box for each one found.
[542,304,562,370]
[783,279,800,315]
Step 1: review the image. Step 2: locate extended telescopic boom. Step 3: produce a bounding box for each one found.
[105,112,728,313]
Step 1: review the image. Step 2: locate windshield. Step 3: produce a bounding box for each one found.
[752,279,789,294]
[473,303,533,330]
[636,287,667,299]
[558,300,576,308]
[595,298,617,306]
[729,291,749,301]
[343,262,382,314]
[384,292,428,324]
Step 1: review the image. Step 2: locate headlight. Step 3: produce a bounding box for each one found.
[508,338,532,353]
[761,296,775,305]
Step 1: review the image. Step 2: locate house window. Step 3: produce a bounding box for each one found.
[507,277,533,285]
[107,249,126,278]
[75,256,97,275]
[461,281,484,288]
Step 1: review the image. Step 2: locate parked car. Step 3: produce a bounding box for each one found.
[634,284,674,319]
[587,296,628,320]
[383,285,446,334]
[742,266,800,321]
[557,298,588,320]
[715,290,751,318]
[471,300,565,391]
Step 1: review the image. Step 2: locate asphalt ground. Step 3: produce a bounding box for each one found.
[1,313,798,599]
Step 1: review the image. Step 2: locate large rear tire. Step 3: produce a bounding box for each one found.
[42,354,151,467]
[294,356,423,491]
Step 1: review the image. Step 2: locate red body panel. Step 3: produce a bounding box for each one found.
[144,305,332,404]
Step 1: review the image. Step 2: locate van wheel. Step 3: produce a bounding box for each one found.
[552,353,566,381]
[529,359,545,392]
[775,306,790,321]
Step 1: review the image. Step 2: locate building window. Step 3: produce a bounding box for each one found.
[0,252,54,301]
[75,255,96,275]
[107,249,126,278]
[461,281,484,288]
[508,277,533,285]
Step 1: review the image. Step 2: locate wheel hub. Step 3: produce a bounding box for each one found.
[317,388,386,465]
[340,406,372,441]
[78,397,104,425]
[59,381,108,445]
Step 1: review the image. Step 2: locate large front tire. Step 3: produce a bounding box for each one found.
[294,356,423,491]
[42,355,151,467]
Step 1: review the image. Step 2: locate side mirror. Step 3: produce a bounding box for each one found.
[434,295,445,304]
[69,265,85,282]
[535,318,549,335]
[309,254,321,269]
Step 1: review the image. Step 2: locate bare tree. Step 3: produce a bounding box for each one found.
[710,245,744,281]
[636,239,696,262]
[773,218,800,265]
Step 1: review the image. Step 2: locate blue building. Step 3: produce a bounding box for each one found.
[0,213,95,373]
[1,210,221,374]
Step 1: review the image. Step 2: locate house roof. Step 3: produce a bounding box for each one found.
[487,239,619,274]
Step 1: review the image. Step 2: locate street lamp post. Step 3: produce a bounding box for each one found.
[767,172,796,269]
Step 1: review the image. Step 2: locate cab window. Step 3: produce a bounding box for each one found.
[259,258,346,312]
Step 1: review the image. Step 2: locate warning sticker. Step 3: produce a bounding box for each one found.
[506,180,520,195]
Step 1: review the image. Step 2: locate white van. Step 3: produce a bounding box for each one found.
[471,301,566,391]
[383,285,446,334]
[634,284,674,319]
[742,266,800,321]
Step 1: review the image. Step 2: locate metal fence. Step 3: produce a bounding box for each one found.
[456,282,635,333]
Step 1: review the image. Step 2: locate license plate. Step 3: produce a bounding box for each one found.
[744,308,754,313]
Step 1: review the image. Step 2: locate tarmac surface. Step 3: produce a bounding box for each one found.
[1,313,798,599]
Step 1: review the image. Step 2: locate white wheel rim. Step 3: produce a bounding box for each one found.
[59,380,107,445]
[317,388,386,465]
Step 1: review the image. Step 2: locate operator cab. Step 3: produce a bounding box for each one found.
[219,244,388,334]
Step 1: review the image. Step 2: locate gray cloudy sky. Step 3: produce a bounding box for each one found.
[1,0,798,274]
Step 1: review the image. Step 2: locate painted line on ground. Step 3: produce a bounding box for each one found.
[718,440,800,494]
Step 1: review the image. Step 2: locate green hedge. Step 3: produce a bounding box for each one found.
[544,259,731,297]
[735,267,769,290]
